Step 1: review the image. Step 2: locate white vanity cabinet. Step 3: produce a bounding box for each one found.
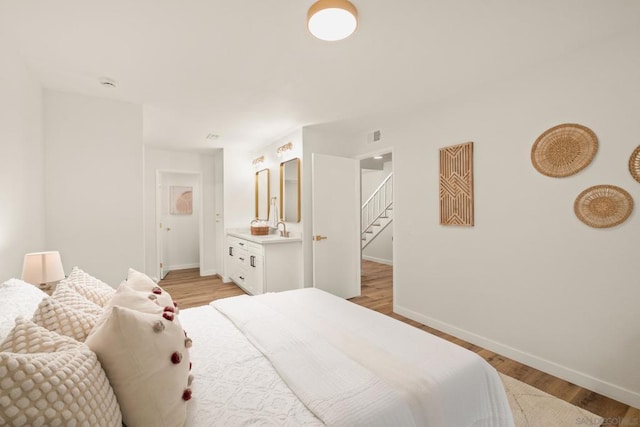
[225,232,302,295]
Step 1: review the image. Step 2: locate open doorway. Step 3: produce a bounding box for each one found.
[156,171,203,280]
[360,152,393,299]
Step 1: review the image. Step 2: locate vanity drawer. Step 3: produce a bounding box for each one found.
[246,241,264,255]
[228,236,249,250]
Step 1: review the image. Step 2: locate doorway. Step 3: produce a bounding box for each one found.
[360,152,394,299]
[156,171,203,280]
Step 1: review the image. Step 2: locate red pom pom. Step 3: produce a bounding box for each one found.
[152,286,162,295]
[171,351,182,364]
[184,330,187,337]
[189,362,192,371]
[163,312,175,321]
[163,306,175,313]
[173,301,178,308]
[182,388,192,401]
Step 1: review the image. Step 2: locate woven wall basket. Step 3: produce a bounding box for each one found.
[531,123,598,177]
[629,145,640,183]
[574,185,633,228]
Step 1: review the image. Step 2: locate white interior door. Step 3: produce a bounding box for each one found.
[312,153,361,299]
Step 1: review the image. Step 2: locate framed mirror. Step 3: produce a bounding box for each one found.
[255,168,270,220]
[280,158,300,222]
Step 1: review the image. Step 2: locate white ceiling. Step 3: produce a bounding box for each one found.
[1,1,638,152]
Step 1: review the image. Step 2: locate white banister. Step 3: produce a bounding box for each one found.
[361,173,393,245]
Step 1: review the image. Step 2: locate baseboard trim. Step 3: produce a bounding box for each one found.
[199,269,217,277]
[362,255,393,265]
[167,263,199,271]
[394,303,640,409]
[221,275,232,283]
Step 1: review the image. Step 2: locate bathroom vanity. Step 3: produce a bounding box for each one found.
[224,230,302,295]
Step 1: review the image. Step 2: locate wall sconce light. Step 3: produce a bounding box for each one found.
[22,251,65,291]
[277,142,293,157]
[252,155,265,167]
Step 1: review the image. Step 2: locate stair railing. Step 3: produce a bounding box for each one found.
[361,172,393,237]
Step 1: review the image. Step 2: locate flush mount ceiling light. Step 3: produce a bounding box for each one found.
[307,0,358,41]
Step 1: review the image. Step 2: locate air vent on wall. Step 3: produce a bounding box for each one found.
[367,129,382,144]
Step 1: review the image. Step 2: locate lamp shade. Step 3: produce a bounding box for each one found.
[307,0,358,41]
[21,251,65,285]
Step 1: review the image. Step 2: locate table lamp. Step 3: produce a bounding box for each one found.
[21,251,65,291]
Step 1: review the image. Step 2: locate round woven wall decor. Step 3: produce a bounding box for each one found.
[629,145,640,183]
[574,185,633,228]
[531,123,598,177]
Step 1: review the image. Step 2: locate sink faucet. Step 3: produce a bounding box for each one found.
[277,221,289,237]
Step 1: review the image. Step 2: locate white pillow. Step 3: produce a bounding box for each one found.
[0,318,122,426]
[107,282,173,315]
[0,278,48,342]
[85,305,192,427]
[126,268,176,310]
[51,282,103,316]
[31,297,98,342]
[60,267,115,307]
[0,317,81,353]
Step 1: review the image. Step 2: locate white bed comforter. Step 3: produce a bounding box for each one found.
[212,288,514,427]
[181,304,323,426]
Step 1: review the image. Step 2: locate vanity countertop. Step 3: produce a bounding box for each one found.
[227,228,302,244]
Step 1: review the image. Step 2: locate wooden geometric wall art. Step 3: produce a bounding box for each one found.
[574,185,633,228]
[531,123,598,177]
[629,145,640,183]
[439,142,474,226]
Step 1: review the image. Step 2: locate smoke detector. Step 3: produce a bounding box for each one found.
[99,77,117,88]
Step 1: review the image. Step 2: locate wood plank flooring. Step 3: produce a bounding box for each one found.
[160,262,638,426]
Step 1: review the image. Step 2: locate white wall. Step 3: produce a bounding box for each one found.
[160,172,199,271]
[361,161,393,264]
[222,147,254,229]
[0,43,45,279]
[44,90,144,286]
[144,148,218,277]
[305,28,640,407]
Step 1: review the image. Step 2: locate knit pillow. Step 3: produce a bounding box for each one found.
[85,305,192,427]
[0,317,81,353]
[126,268,176,310]
[0,318,121,426]
[51,282,103,316]
[60,267,115,307]
[31,297,98,342]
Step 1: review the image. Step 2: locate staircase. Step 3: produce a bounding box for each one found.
[361,172,393,249]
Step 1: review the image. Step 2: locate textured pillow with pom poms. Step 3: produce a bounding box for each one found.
[85,305,192,427]
[126,268,176,310]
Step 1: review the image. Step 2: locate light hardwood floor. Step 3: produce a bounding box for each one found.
[160,261,638,427]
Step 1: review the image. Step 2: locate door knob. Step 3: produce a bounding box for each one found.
[313,235,328,241]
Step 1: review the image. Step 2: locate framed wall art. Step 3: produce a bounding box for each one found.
[439,142,474,226]
[170,186,193,215]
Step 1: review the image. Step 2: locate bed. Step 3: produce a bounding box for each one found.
[0,271,514,427]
